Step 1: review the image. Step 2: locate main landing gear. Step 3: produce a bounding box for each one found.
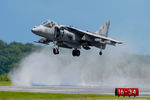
[53,47,80,57]
[72,49,80,57]
[99,51,102,55]
[53,48,59,55]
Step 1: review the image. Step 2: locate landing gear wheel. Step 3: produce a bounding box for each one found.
[53,48,59,55]
[72,49,80,57]
[72,50,76,56]
[76,50,80,56]
[99,51,102,55]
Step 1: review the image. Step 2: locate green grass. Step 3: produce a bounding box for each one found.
[0,91,149,100]
[0,81,11,86]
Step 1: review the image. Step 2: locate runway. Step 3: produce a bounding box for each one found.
[0,86,150,97]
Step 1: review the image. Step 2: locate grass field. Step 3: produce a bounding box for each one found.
[0,91,149,100]
[0,81,11,86]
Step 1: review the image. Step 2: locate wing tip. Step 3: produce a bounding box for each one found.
[118,41,124,45]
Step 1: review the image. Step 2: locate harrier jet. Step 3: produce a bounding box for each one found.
[31,20,123,56]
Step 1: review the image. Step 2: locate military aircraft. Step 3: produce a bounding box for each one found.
[31,20,123,56]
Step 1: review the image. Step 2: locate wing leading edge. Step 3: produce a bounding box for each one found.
[66,26,123,46]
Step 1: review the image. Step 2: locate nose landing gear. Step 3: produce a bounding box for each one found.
[72,49,80,57]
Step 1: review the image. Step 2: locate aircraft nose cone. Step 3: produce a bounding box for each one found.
[31,28,36,33]
[31,26,42,36]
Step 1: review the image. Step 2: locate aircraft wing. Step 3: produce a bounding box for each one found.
[66,26,123,46]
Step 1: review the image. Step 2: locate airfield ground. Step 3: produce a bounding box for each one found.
[0,91,149,100]
[0,81,11,86]
[0,81,150,100]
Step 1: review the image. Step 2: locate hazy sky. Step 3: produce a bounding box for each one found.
[0,0,150,54]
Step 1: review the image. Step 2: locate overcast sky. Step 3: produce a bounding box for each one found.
[0,0,150,54]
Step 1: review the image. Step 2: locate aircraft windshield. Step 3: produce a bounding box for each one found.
[42,20,56,28]
[42,20,50,25]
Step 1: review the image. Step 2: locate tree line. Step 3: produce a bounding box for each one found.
[0,40,40,75]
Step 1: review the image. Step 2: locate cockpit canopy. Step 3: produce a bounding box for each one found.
[42,20,56,28]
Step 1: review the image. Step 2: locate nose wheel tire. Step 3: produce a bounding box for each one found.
[99,51,102,55]
[53,48,59,55]
[72,49,80,57]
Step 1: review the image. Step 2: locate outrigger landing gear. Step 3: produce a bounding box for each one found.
[99,47,103,55]
[72,49,80,57]
[53,48,59,55]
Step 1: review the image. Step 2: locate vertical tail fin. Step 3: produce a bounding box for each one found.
[96,20,110,37]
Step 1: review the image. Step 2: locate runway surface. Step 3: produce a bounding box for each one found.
[0,86,150,97]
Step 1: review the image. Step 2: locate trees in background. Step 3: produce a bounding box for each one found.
[0,40,40,75]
